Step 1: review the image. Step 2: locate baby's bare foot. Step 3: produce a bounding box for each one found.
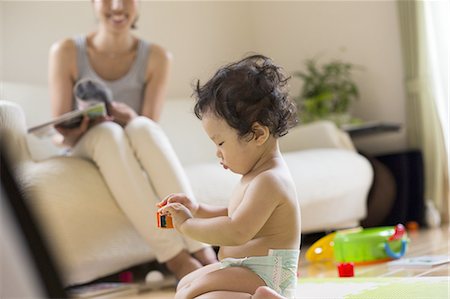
[252,286,286,299]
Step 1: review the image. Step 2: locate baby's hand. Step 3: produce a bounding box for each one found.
[158,193,199,217]
[158,203,193,229]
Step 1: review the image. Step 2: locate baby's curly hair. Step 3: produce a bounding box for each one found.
[193,54,298,140]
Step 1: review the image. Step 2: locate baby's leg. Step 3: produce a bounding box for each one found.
[175,266,265,299]
[195,287,286,299]
[252,286,286,299]
[195,291,252,299]
[177,262,221,291]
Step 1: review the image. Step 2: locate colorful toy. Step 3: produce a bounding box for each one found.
[305,232,336,262]
[337,262,354,277]
[156,212,173,228]
[118,271,133,283]
[156,199,174,229]
[306,224,408,265]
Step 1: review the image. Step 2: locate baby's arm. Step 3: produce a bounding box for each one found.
[195,204,228,218]
[162,172,283,245]
[159,193,227,218]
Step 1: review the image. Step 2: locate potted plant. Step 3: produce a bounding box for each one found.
[293,58,361,126]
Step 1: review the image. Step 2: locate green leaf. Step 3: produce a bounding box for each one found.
[293,57,362,125]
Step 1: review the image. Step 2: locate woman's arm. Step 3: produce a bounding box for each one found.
[48,38,77,118]
[48,39,90,146]
[140,44,172,121]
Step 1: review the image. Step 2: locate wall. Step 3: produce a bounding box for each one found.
[0,1,4,81]
[249,1,408,153]
[1,1,408,154]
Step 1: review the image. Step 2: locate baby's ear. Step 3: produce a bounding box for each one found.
[251,122,270,145]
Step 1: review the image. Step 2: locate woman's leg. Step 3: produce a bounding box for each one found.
[191,247,219,266]
[164,250,202,280]
[125,117,217,261]
[72,122,201,276]
[175,265,266,299]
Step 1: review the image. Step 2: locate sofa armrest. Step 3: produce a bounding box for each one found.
[0,101,32,165]
[279,120,356,152]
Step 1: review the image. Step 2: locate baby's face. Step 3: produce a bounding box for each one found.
[202,113,260,175]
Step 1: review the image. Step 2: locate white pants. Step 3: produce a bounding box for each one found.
[71,117,206,262]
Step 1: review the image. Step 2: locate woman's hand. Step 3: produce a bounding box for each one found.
[109,101,138,127]
[158,202,193,229]
[158,193,199,217]
[54,114,110,147]
[54,115,90,147]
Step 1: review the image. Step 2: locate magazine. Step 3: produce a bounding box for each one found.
[28,102,107,137]
[28,78,112,138]
[387,255,450,268]
[66,282,138,298]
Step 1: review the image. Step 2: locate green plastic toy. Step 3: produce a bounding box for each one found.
[306,224,409,265]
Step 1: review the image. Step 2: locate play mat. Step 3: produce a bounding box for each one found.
[295,276,449,299]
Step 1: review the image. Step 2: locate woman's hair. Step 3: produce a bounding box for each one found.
[193,54,298,139]
[131,15,139,29]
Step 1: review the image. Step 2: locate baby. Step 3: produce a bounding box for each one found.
[158,54,301,299]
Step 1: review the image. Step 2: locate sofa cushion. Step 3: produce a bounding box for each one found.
[283,149,372,232]
[19,158,155,285]
[185,163,241,207]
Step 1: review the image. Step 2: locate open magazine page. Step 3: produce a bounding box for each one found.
[28,78,112,138]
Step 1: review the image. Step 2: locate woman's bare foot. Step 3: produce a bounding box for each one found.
[165,250,202,280]
[192,247,218,265]
[252,286,286,299]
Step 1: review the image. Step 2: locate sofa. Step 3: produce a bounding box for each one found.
[0,82,373,286]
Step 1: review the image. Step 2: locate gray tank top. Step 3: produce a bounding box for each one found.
[73,35,150,113]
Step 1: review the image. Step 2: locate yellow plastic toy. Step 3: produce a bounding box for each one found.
[306,227,362,262]
[305,232,336,262]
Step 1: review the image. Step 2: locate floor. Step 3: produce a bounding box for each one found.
[114,225,450,298]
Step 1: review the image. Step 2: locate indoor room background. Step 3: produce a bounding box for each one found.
[1,0,408,155]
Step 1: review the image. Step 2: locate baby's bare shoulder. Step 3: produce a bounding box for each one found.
[250,168,295,199]
[257,166,293,186]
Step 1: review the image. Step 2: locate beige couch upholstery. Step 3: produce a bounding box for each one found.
[0,82,373,286]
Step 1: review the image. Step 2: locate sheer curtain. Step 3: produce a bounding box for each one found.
[423,0,449,165]
[398,0,449,223]
[422,0,449,223]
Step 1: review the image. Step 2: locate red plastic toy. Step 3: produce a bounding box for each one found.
[337,262,354,277]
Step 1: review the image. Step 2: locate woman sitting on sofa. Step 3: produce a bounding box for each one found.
[48,0,217,279]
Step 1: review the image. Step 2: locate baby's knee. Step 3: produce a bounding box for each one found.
[175,281,204,299]
[175,282,192,299]
[176,275,190,292]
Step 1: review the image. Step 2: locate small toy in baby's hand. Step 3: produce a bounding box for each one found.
[156,202,173,229]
